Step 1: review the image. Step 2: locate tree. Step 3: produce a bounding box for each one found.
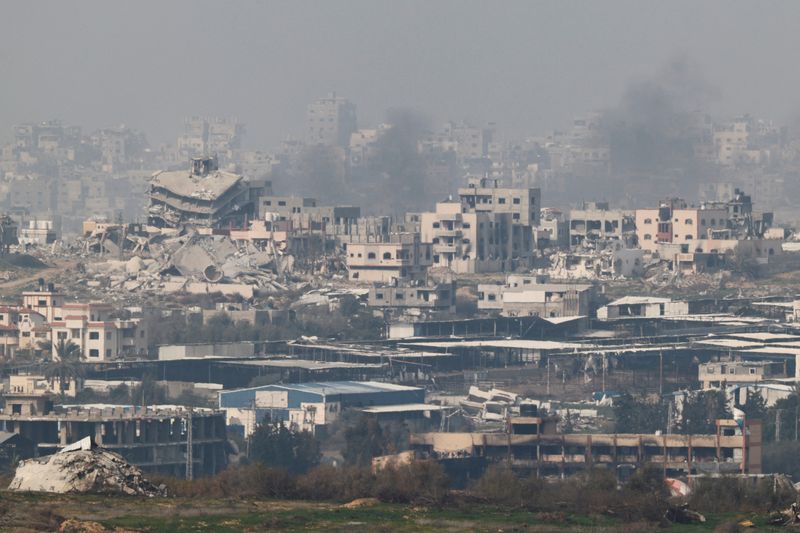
[677,390,731,435]
[249,419,320,474]
[343,415,387,466]
[42,339,85,394]
[613,394,667,433]
[740,390,768,422]
[130,373,167,406]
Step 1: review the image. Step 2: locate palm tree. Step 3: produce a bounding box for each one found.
[43,339,85,394]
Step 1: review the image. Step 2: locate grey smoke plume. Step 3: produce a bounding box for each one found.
[601,56,720,177]
[363,108,432,213]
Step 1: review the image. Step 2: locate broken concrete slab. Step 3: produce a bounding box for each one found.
[8,437,165,496]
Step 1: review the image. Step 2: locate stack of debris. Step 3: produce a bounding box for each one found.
[7,437,165,497]
[78,229,295,300]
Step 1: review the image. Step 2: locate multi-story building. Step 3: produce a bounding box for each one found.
[411,416,763,477]
[177,117,244,162]
[445,121,492,160]
[458,176,540,227]
[420,201,531,273]
[305,93,357,148]
[699,361,787,390]
[21,281,63,323]
[148,156,258,229]
[368,281,456,314]
[477,275,592,318]
[346,233,432,283]
[0,400,227,477]
[636,199,728,252]
[568,202,635,246]
[50,302,148,361]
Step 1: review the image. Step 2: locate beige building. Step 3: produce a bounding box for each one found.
[368,281,456,314]
[50,302,147,361]
[346,234,432,283]
[477,275,592,318]
[699,361,786,390]
[458,176,541,227]
[569,202,634,245]
[636,204,728,252]
[306,92,357,148]
[420,201,531,273]
[411,416,762,476]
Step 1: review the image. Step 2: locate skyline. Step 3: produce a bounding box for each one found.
[2,1,800,148]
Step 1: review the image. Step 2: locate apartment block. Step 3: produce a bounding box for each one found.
[306,93,357,148]
[568,202,635,245]
[420,201,531,273]
[346,234,432,283]
[477,275,592,318]
[368,281,456,313]
[699,361,787,390]
[458,176,540,227]
[50,302,147,361]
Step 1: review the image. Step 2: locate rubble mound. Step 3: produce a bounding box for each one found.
[8,437,165,496]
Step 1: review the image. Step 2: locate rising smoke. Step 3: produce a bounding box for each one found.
[600,56,720,181]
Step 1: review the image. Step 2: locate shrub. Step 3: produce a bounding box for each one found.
[373,460,449,505]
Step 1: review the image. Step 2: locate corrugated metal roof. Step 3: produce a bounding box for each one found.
[220,380,422,397]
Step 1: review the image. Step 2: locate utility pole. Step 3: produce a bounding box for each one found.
[186,408,193,480]
[667,401,673,435]
[659,351,664,395]
[546,357,550,396]
[602,354,606,393]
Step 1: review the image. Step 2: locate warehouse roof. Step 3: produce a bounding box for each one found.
[221,381,422,397]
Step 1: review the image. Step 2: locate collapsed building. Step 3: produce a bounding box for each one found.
[148,156,264,229]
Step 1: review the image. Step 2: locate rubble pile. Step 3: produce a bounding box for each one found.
[66,228,303,301]
[8,438,165,496]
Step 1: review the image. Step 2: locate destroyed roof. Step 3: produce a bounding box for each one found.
[725,332,800,342]
[606,296,675,306]
[224,380,422,396]
[361,403,450,413]
[150,169,243,200]
[403,339,589,350]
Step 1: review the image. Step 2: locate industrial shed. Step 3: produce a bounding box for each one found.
[220,381,424,410]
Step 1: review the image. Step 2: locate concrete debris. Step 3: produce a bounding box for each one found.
[60,225,313,302]
[665,504,706,524]
[770,503,800,526]
[342,497,380,509]
[8,437,166,497]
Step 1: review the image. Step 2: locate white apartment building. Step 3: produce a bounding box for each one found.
[50,303,147,361]
[420,201,531,274]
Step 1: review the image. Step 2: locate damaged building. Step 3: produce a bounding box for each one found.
[0,397,228,477]
[411,416,763,478]
[477,274,592,318]
[148,156,263,229]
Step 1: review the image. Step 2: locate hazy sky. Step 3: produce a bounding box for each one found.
[2,1,799,148]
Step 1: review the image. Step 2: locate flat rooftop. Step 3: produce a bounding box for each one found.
[221,380,422,397]
[150,169,242,200]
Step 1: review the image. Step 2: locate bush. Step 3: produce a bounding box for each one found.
[468,465,526,506]
[154,464,297,499]
[689,476,794,513]
[373,460,449,505]
[295,465,374,502]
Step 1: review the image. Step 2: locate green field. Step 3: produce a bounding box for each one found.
[0,492,782,532]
